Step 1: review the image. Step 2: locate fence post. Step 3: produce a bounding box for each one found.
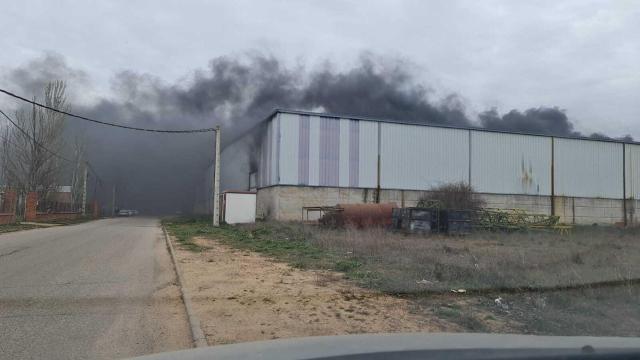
[0,189,18,224]
[92,200,99,218]
[25,192,38,222]
[5,189,17,214]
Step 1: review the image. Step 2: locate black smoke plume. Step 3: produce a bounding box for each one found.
[1,52,632,214]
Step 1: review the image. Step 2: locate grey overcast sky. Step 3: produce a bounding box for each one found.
[1,0,639,137]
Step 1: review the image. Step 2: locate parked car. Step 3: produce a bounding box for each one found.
[118,209,130,217]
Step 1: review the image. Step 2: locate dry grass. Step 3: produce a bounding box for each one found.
[0,222,39,234]
[306,225,640,293]
[165,217,640,336]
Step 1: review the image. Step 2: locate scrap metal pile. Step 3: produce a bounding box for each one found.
[475,208,561,231]
[312,202,572,235]
[392,204,571,235]
[393,201,572,235]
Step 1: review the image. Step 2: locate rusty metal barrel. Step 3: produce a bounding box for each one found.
[321,203,396,228]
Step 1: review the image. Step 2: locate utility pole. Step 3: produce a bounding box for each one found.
[112,185,116,217]
[213,125,221,226]
[81,162,88,216]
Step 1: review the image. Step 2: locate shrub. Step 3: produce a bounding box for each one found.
[418,182,485,210]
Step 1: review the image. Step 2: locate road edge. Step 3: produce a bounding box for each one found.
[162,226,208,348]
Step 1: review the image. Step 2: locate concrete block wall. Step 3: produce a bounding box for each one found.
[256,185,630,225]
[476,193,552,215]
[553,196,626,225]
[259,186,372,221]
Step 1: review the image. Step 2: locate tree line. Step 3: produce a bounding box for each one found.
[0,81,87,208]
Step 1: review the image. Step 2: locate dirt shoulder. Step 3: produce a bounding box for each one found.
[170,235,457,345]
[164,218,640,339]
[0,217,100,235]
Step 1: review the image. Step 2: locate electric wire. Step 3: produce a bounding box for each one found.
[0,108,103,183]
[0,88,217,133]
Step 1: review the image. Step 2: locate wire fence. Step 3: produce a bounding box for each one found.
[0,192,9,213]
[36,200,82,214]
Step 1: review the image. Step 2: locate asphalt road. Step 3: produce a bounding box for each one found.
[0,217,192,359]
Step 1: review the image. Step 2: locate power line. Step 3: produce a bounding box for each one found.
[0,88,217,134]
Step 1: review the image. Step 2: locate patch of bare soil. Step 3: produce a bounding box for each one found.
[172,236,458,345]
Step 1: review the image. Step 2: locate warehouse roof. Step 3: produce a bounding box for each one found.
[263,108,638,146]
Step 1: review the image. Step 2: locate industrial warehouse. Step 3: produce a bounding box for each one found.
[212,109,640,225]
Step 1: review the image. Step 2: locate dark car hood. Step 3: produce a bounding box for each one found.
[130,332,640,360]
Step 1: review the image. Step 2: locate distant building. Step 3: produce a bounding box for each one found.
[51,185,73,204]
[208,109,639,225]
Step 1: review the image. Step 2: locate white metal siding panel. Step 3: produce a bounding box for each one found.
[471,131,551,195]
[625,144,640,199]
[277,113,299,185]
[319,117,340,186]
[358,121,378,188]
[308,116,320,186]
[554,138,623,199]
[258,120,271,187]
[271,115,280,185]
[339,119,350,187]
[380,123,469,190]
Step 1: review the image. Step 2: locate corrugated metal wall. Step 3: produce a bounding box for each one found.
[278,113,299,185]
[276,113,377,188]
[271,114,280,185]
[470,131,551,195]
[256,115,278,188]
[307,116,320,185]
[554,138,623,199]
[625,144,640,199]
[357,121,378,188]
[380,123,469,190]
[248,111,631,201]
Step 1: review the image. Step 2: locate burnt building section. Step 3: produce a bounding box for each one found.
[216,109,639,225]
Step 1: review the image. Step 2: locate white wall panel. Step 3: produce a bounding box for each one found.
[224,192,256,224]
[271,114,280,185]
[307,116,320,186]
[471,131,551,195]
[248,111,628,201]
[380,123,469,190]
[339,119,350,187]
[277,113,299,185]
[625,144,640,199]
[554,138,623,199]
[358,121,378,188]
[258,119,272,187]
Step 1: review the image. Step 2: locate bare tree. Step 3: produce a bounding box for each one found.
[1,81,68,198]
[69,134,87,205]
